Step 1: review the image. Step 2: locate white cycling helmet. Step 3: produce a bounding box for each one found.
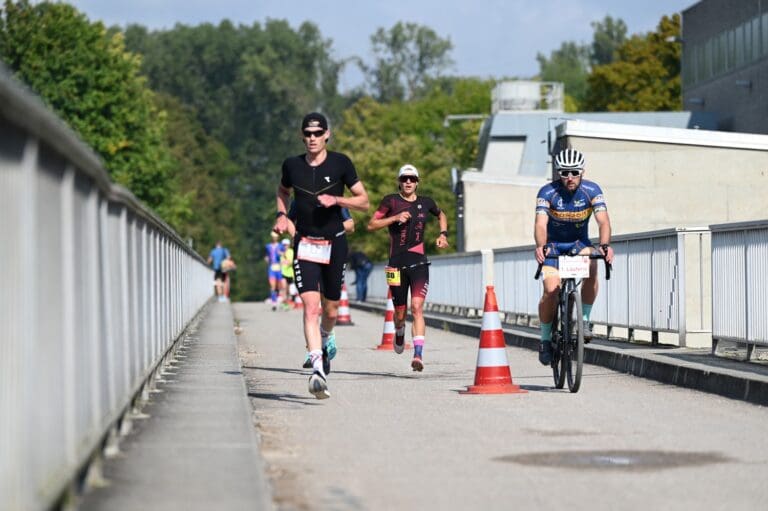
[554,148,585,170]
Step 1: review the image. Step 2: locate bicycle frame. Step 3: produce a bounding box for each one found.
[535,252,611,392]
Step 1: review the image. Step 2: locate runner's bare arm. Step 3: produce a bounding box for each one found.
[534,213,549,264]
[323,181,369,212]
[274,184,292,234]
[367,210,410,231]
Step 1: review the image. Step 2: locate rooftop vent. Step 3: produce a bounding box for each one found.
[491,81,564,114]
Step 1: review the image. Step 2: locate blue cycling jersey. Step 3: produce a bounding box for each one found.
[535,179,607,243]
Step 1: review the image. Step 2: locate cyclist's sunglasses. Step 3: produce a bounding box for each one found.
[558,169,583,178]
[303,129,326,138]
[399,176,419,183]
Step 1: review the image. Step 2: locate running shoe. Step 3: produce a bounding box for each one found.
[583,323,593,344]
[302,352,312,369]
[411,355,424,372]
[394,331,405,354]
[324,331,337,360]
[538,342,553,366]
[308,371,330,399]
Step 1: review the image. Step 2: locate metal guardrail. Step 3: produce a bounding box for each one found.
[711,220,768,352]
[0,66,213,510]
[364,228,713,348]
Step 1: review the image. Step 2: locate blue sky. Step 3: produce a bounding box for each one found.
[67,0,695,89]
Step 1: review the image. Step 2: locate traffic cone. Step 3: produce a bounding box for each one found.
[337,283,354,325]
[375,290,396,350]
[375,289,412,351]
[461,286,527,394]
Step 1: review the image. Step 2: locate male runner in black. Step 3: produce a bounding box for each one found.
[273,112,369,399]
[367,164,448,371]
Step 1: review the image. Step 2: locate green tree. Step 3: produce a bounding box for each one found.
[334,78,492,261]
[590,15,627,66]
[585,14,681,111]
[362,22,454,102]
[536,41,590,108]
[0,0,179,218]
[123,19,346,299]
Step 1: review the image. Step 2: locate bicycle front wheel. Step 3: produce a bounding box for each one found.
[565,291,584,393]
[552,300,566,389]
[549,303,565,389]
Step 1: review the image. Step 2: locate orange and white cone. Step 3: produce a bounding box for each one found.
[336,283,354,325]
[375,290,396,350]
[461,286,527,394]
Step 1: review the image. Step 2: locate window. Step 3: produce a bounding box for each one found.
[752,17,760,59]
[735,24,744,67]
[728,29,736,70]
[762,13,768,57]
[743,20,753,62]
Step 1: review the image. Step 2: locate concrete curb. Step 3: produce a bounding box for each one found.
[351,301,768,406]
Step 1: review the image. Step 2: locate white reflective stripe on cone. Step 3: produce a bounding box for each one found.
[481,312,502,331]
[476,348,509,367]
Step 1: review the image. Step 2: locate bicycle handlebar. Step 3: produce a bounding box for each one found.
[534,252,612,281]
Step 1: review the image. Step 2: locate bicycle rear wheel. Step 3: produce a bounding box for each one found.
[565,291,584,393]
[551,301,566,389]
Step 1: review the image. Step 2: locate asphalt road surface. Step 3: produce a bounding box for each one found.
[235,302,768,511]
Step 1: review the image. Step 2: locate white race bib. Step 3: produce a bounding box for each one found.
[558,255,590,278]
[297,237,332,264]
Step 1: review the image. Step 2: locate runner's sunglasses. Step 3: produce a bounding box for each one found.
[558,169,583,178]
[303,129,326,138]
[399,176,419,183]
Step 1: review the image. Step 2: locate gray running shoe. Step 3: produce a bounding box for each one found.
[302,352,312,369]
[584,323,593,344]
[308,371,330,399]
[394,331,405,354]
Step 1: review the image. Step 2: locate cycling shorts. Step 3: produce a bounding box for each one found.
[388,254,430,307]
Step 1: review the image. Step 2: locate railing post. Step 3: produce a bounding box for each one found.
[481,249,494,288]
[677,229,712,348]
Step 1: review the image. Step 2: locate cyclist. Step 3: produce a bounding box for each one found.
[534,148,615,365]
[367,164,449,371]
[273,112,369,399]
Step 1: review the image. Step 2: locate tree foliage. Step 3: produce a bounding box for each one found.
[361,22,454,102]
[536,41,591,107]
[0,0,181,219]
[334,78,491,261]
[590,15,627,66]
[123,19,347,299]
[537,15,629,110]
[585,14,681,111]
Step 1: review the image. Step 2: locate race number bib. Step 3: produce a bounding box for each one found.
[385,266,401,286]
[558,256,590,278]
[270,263,281,272]
[297,237,332,264]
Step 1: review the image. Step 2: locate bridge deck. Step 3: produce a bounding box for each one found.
[82,301,768,510]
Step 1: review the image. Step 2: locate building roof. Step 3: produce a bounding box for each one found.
[474,110,718,180]
[558,119,768,150]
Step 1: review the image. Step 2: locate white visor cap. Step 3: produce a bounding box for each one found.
[397,164,419,179]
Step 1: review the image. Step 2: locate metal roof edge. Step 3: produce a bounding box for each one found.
[557,119,768,150]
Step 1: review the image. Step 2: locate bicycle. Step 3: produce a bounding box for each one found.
[535,250,611,393]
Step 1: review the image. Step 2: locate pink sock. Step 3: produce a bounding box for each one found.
[413,336,424,357]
